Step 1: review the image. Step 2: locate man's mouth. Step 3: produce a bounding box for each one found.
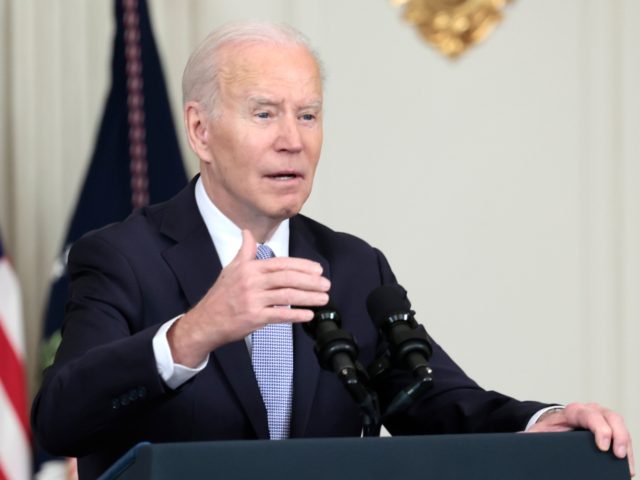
[266,172,301,181]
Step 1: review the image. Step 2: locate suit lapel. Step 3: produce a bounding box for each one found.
[159,178,269,439]
[289,216,330,437]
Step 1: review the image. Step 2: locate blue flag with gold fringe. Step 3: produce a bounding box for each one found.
[37,0,187,470]
[42,0,187,369]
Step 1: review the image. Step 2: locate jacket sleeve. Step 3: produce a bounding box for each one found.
[31,233,172,457]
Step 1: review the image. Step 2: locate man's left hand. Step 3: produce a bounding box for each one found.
[526,402,634,477]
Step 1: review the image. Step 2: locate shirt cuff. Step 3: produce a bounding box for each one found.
[525,405,565,431]
[152,315,209,390]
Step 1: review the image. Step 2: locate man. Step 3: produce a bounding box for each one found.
[31,21,634,479]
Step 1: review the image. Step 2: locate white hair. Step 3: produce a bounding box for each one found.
[182,20,325,117]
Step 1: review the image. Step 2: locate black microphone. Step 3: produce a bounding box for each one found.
[303,303,382,435]
[366,284,433,379]
[303,304,359,378]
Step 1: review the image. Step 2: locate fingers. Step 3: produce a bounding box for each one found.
[602,410,634,477]
[258,268,330,293]
[258,256,325,275]
[231,254,329,307]
[262,305,315,324]
[231,232,330,306]
[562,402,634,476]
[627,438,636,477]
[188,231,332,349]
[256,266,330,310]
[236,229,325,277]
[565,403,614,452]
[604,409,630,458]
[530,403,634,464]
[261,288,329,309]
[236,229,257,262]
[603,409,635,477]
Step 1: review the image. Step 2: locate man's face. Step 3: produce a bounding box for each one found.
[198,42,323,230]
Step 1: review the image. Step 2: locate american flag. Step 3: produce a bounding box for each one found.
[0,234,31,480]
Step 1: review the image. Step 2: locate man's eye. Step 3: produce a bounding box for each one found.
[255,112,271,119]
[300,114,316,121]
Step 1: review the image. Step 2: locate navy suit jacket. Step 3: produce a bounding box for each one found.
[32,178,549,479]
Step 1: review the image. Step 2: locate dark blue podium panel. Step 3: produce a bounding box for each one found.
[100,431,629,480]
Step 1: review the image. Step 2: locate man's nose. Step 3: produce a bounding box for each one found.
[275,116,303,153]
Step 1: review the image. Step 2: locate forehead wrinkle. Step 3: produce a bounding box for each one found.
[216,43,264,98]
[218,62,260,95]
[217,42,323,110]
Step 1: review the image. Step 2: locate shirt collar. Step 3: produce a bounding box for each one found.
[194,177,289,267]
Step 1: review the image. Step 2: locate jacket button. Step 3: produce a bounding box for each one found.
[120,394,130,406]
[128,390,138,402]
[137,386,147,398]
[112,399,121,410]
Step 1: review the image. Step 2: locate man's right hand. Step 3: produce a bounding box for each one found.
[167,229,330,367]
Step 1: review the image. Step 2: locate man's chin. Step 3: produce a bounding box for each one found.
[261,192,310,222]
[266,202,304,222]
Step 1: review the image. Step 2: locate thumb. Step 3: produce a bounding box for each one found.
[234,229,257,262]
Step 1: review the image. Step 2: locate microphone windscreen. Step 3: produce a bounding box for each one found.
[366,284,411,328]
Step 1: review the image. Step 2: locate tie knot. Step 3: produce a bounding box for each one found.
[256,244,275,260]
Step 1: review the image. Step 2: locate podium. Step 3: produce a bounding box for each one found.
[99,431,629,480]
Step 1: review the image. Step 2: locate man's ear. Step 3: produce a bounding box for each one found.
[184,102,213,162]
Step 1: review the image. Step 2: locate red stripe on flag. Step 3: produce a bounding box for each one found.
[0,315,30,436]
[0,464,8,480]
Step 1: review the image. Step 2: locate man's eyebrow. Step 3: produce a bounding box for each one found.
[301,100,323,110]
[247,96,282,107]
[246,96,322,110]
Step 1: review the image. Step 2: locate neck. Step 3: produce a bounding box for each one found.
[242,219,280,244]
[200,174,282,244]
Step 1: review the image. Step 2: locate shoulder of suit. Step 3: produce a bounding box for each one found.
[71,200,175,256]
[76,178,197,245]
[294,213,380,253]
[78,178,197,243]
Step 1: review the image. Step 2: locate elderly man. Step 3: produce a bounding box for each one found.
[32,21,634,479]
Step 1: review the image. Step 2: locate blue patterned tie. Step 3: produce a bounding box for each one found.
[251,244,293,440]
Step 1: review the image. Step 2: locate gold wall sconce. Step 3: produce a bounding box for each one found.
[392,0,513,59]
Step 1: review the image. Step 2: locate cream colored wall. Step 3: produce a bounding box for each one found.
[1,0,638,450]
